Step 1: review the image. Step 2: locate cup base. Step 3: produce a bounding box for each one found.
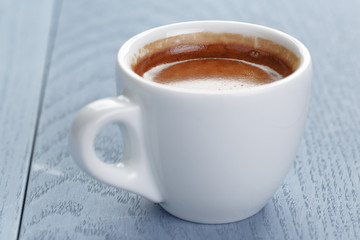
[159,203,265,224]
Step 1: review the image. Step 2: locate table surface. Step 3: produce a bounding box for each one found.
[1,0,360,239]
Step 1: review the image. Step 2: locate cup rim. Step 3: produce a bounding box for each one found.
[118,20,311,95]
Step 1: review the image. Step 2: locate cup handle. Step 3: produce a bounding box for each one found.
[69,96,162,203]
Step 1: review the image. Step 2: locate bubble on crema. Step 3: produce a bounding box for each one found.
[165,78,259,91]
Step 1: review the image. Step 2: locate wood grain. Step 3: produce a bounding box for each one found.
[17,0,360,239]
[0,0,56,239]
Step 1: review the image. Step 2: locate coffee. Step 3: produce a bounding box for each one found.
[133,33,299,91]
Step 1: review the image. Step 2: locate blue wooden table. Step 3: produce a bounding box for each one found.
[1,0,360,239]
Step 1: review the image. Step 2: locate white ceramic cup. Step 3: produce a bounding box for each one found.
[69,21,311,224]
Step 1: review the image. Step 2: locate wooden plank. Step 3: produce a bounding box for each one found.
[0,0,56,239]
[19,0,360,239]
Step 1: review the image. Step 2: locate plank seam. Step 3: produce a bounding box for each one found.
[16,0,64,239]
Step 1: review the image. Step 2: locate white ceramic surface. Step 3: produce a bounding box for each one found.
[69,21,311,224]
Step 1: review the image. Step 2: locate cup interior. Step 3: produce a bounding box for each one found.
[118,21,310,91]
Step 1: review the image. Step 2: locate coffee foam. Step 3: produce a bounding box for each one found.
[144,58,283,91]
[166,79,257,91]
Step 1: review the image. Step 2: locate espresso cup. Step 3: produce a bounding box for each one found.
[69,21,311,224]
